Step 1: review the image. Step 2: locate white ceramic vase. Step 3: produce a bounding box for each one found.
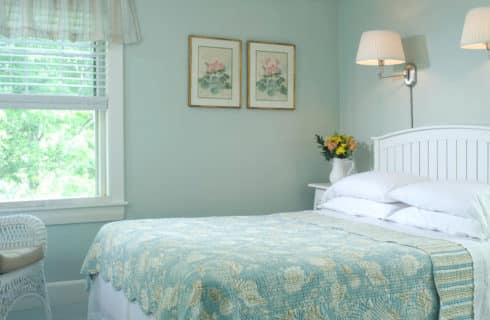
[330,158,355,184]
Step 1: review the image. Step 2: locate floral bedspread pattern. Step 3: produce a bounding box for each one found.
[81,212,473,320]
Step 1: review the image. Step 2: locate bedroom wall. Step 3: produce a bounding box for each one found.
[44,0,339,283]
[338,0,490,170]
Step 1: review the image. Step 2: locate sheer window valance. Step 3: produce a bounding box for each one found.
[0,0,141,44]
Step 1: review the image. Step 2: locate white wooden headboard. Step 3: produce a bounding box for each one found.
[372,126,490,183]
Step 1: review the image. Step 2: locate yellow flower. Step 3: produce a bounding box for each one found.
[330,136,342,144]
[336,145,346,155]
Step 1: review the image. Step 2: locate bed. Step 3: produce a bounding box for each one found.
[81,126,490,320]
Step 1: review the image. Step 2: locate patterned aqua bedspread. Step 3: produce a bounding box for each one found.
[81,212,474,320]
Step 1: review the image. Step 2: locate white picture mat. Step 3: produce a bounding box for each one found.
[248,42,295,109]
[189,37,241,107]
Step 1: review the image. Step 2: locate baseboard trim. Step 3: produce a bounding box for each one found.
[12,279,88,311]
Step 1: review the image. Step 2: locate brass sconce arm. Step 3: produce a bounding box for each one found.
[377,60,417,87]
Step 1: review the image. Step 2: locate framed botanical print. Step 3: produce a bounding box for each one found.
[188,35,242,108]
[247,41,296,110]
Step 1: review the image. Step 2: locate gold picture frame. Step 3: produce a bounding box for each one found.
[247,41,296,110]
[188,35,242,108]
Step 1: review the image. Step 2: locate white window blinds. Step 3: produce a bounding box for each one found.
[0,37,107,110]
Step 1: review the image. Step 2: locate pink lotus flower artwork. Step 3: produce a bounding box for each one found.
[256,55,288,99]
[198,59,232,96]
[206,60,225,73]
[263,58,282,76]
[189,36,240,108]
[248,41,295,109]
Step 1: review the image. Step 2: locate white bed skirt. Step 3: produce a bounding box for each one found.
[88,276,154,320]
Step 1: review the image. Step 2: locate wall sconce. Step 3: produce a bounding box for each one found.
[356,30,417,128]
[461,7,490,58]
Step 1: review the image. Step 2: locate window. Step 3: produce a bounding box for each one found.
[0,37,125,224]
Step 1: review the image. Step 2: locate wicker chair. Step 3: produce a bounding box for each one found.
[0,215,52,320]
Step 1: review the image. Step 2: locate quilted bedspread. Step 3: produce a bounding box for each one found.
[81,212,474,320]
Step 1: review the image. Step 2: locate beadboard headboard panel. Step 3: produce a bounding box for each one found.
[372,126,490,183]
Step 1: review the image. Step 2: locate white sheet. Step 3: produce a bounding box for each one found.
[88,275,154,320]
[87,210,490,320]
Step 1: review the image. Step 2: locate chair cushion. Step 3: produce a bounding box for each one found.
[0,246,44,274]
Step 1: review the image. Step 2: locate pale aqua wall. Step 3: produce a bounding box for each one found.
[44,0,490,285]
[44,0,339,282]
[338,0,490,170]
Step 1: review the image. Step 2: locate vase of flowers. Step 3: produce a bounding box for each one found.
[315,133,357,183]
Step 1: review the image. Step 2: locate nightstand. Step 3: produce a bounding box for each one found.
[308,183,331,210]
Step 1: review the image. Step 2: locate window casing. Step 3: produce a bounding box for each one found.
[0,38,125,225]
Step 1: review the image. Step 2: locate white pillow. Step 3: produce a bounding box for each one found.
[323,171,427,203]
[319,197,406,219]
[388,207,488,240]
[389,181,490,231]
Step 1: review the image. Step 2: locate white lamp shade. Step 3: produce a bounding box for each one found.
[356,30,406,66]
[461,7,490,50]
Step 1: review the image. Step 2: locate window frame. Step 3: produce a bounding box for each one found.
[0,42,126,225]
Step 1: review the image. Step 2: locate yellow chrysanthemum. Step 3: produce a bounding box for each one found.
[336,146,346,155]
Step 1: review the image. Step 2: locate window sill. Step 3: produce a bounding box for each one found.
[0,200,127,225]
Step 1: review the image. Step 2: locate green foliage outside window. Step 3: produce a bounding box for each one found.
[0,109,96,201]
[0,38,100,202]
